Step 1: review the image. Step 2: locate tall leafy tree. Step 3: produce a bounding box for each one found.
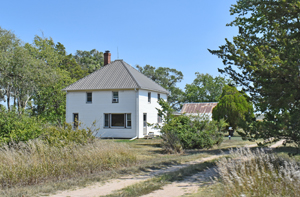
[25,36,77,124]
[136,65,184,110]
[74,49,104,74]
[0,28,51,113]
[0,27,20,110]
[184,73,230,103]
[212,86,254,136]
[209,1,300,146]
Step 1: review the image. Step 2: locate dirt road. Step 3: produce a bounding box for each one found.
[49,141,284,197]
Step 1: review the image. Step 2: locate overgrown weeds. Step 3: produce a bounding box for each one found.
[216,147,300,197]
[0,139,136,189]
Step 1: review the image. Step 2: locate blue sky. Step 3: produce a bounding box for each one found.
[1,0,238,90]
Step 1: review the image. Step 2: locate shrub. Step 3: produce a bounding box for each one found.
[40,122,96,147]
[0,106,97,146]
[161,115,224,152]
[216,148,300,197]
[0,107,43,144]
[157,100,226,153]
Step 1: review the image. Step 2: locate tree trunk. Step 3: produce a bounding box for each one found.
[6,85,10,111]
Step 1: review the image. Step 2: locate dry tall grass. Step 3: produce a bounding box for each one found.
[216,148,300,197]
[0,139,136,188]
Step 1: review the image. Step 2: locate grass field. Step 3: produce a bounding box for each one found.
[186,143,300,197]
[2,136,260,197]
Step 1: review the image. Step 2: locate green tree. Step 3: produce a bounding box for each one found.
[25,36,77,124]
[184,73,230,103]
[136,65,184,110]
[209,0,300,147]
[74,49,104,74]
[0,28,52,113]
[212,86,254,136]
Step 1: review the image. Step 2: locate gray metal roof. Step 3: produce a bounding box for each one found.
[63,60,169,94]
[181,102,218,114]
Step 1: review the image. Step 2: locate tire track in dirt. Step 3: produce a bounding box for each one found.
[49,141,285,197]
[49,155,223,197]
[140,140,285,197]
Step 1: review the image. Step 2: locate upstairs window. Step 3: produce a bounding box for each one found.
[112,91,119,103]
[158,93,160,100]
[86,92,92,103]
[104,113,131,128]
[148,92,151,103]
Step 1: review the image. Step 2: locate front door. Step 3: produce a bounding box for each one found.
[143,113,147,135]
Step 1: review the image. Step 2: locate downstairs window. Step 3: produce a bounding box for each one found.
[104,113,132,128]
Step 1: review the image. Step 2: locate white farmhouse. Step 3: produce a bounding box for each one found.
[63,51,169,138]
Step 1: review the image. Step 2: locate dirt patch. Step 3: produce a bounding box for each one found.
[49,155,222,197]
[141,167,217,197]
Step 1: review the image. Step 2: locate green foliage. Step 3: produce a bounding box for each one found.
[0,106,95,146]
[25,36,81,124]
[40,123,95,147]
[30,68,75,124]
[136,65,184,110]
[212,85,254,135]
[0,107,43,144]
[209,1,300,146]
[74,49,104,74]
[165,115,224,150]
[157,100,225,153]
[0,28,54,113]
[184,73,230,103]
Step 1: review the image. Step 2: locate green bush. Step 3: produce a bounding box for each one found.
[162,115,224,152]
[0,106,97,146]
[157,100,227,153]
[0,107,43,144]
[40,123,96,147]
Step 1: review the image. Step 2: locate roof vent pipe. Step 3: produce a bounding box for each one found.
[104,50,111,66]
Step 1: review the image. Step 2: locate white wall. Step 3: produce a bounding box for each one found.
[137,90,167,138]
[66,89,167,138]
[66,90,137,138]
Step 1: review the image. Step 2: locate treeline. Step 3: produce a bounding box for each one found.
[0,27,104,124]
[0,26,231,121]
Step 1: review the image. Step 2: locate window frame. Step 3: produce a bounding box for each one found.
[112,91,119,103]
[86,92,92,103]
[148,92,151,103]
[157,93,160,100]
[104,113,132,129]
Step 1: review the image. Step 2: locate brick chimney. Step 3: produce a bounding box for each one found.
[104,50,111,66]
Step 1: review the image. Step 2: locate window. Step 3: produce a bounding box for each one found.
[127,114,131,127]
[73,113,79,129]
[143,113,147,127]
[104,113,131,128]
[111,114,124,126]
[148,92,151,103]
[158,93,160,100]
[112,91,119,103]
[157,114,162,123]
[105,114,110,127]
[86,92,92,103]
